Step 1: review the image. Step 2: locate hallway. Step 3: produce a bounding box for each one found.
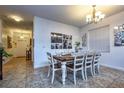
[0,57,124,88]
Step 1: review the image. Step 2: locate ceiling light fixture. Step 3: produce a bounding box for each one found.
[8,15,23,22]
[86,5,105,24]
[20,33,24,39]
[20,36,24,39]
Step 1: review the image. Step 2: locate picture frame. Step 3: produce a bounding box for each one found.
[114,25,124,46]
[82,33,87,47]
[7,36,12,48]
[51,32,72,49]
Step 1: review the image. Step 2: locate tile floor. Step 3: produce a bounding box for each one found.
[0,57,124,88]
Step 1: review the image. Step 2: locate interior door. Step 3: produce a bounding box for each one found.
[14,39,28,57]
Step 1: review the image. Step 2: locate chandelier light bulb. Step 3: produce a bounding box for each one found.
[86,15,92,23]
[95,11,102,16]
[20,36,24,39]
[101,14,105,19]
[114,26,118,30]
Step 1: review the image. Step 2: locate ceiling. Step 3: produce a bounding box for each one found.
[0,5,124,27]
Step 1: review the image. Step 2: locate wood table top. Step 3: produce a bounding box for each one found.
[53,54,74,62]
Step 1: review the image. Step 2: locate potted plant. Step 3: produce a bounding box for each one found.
[74,42,80,52]
[0,48,13,58]
[0,43,12,80]
[0,43,13,58]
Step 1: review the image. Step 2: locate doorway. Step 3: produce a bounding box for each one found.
[0,17,33,80]
[12,30,32,58]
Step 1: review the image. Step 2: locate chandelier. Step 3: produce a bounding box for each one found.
[86,5,105,24]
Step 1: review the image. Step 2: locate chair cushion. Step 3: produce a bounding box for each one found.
[55,63,61,69]
[67,64,82,69]
[50,63,61,69]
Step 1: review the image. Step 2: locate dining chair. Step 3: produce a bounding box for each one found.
[46,52,61,84]
[84,52,94,80]
[66,54,85,85]
[92,52,101,75]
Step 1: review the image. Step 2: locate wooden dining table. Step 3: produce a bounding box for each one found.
[53,54,74,85]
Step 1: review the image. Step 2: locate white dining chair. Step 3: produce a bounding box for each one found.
[47,52,61,84]
[66,54,85,85]
[92,52,101,75]
[84,52,94,80]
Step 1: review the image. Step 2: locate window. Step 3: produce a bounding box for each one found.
[89,25,110,52]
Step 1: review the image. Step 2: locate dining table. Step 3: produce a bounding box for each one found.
[53,54,74,85]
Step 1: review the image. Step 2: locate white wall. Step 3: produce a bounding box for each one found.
[80,11,124,71]
[33,16,81,68]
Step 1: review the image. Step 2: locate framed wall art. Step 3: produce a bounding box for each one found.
[7,35,12,48]
[114,24,124,46]
[82,33,87,47]
[51,32,72,49]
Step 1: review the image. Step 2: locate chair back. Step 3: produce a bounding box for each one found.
[85,52,94,66]
[47,52,58,66]
[47,52,53,64]
[93,52,101,64]
[73,54,85,69]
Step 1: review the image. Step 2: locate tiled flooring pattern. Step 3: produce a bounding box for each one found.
[0,57,124,88]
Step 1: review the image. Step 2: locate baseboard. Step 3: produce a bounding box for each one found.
[34,63,49,69]
[101,63,124,72]
[16,56,26,58]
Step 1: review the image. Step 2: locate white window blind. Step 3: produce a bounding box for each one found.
[89,25,110,52]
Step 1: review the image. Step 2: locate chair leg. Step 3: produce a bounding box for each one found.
[47,66,51,77]
[65,68,67,78]
[85,68,87,80]
[93,66,96,75]
[90,66,93,76]
[51,70,55,84]
[81,69,85,80]
[74,71,76,85]
[97,64,100,74]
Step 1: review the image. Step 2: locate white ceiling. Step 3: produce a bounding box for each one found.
[0,5,124,27]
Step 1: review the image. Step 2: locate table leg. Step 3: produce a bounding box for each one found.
[61,62,66,85]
